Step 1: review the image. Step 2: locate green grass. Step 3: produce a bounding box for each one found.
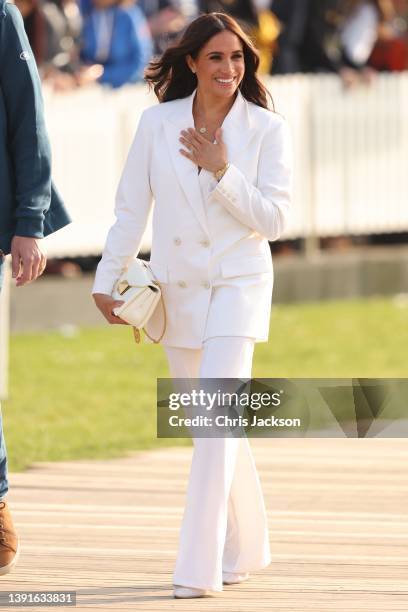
[3,297,408,471]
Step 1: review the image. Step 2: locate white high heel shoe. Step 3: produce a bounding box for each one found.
[222,571,250,585]
[173,586,208,598]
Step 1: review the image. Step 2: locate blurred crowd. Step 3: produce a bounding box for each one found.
[12,0,408,91]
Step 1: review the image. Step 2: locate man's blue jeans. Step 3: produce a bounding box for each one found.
[0,256,9,499]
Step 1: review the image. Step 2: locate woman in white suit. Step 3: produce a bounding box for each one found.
[93,12,292,599]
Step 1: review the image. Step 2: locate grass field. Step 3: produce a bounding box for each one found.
[3,297,408,471]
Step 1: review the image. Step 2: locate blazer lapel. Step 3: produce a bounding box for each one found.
[163,92,209,235]
[219,88,254,169]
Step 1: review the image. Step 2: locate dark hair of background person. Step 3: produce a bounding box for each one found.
[144,12,273,110]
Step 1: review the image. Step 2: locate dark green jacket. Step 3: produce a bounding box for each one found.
[0,0,71,255]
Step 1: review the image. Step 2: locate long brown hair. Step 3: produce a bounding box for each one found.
[144,12,273,110]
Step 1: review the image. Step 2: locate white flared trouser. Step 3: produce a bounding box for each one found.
[164,337,271,592]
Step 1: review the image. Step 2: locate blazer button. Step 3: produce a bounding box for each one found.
[173,237,182,246]
[202,281,210,289]
[199,239,210,248]
[177,280,187,288]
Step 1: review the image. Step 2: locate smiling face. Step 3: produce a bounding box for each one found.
[186,30,245,100]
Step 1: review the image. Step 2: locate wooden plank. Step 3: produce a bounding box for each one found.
[0,439,407,611]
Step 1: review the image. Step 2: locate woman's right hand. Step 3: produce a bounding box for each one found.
[93,293,129,325]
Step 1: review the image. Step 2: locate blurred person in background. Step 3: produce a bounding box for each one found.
[139,0,197,54]
[337,0,395,86]
[41,0,83,90]
[270,0,340,74]
[270,0,398,87]
[251,0,281,74]
[79,0,153,88]
[14,0,46,64]
[14,0,85,90]
[369,0,408,70]
[0,0,70,575]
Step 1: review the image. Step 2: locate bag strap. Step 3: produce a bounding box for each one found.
[132,281,167,344]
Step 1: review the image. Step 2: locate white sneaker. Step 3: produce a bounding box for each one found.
[173,586,208,598]
[222,571,250,585]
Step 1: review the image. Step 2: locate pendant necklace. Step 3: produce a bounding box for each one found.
[194,101,207,133]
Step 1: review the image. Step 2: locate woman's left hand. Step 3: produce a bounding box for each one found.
[179,127,227,173]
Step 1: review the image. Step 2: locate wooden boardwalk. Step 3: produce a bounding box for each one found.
[1,438,408,611]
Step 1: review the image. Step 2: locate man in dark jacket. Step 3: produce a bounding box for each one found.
[0,0,71,575]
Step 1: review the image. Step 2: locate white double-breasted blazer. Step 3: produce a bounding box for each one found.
[93,88,292,348]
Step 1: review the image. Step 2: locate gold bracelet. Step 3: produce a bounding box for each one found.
[214,162,230,182]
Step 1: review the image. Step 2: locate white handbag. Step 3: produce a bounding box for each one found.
[111,258,166,343]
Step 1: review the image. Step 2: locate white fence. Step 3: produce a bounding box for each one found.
[32,72,408,256]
